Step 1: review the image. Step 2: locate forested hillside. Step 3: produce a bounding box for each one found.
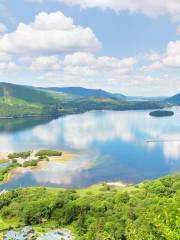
[0,82,165,118]
[166,93,180,105]
[0,174,179,239]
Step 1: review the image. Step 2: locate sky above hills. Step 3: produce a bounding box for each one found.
[0,0,180,96]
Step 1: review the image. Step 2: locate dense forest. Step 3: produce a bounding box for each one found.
[0,174,179,239]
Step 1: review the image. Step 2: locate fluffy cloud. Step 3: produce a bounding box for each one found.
[143,50,161,61]
[176,25,180,35]
[30,56,61,71]
[0,11,101,56]
[0,62,19,72]
[163,40,180,67]
[63,52,136,78]
[140,61,163,72]
[54,0,180,19]
[0,23,7,33]
[0,51,10,61]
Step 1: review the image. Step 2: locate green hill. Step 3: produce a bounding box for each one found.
[0,82,164,118]
[165,93,180,105]
[0,174,179,239]
[0,82,71,118]
[45,86,126,99]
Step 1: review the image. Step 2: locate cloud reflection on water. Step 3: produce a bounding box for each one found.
[0,109,179,187]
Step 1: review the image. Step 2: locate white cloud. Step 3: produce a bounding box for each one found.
[163,141,180,160]
[0,51,10,61]
[30,55,61,71]
[163,40,180,67]
[0,61,19,72]
[0,11,101,56]
[140,61,163,72]
[63,52,136,78]
[143,50,161,61]
[0,23,7,33]
[176,25,180,35]
[54,0,180,19]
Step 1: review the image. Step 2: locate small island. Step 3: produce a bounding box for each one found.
[149,110,174,117]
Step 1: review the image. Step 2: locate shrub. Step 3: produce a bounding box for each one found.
[35,149,62,157]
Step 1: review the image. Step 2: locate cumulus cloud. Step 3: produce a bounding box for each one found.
[30,56,61,71]
[143,50,161,62]
[140,61,163,72]
[0,23,7,33]
[0,11,101,56]
[162,40,180,67]
[176,25,180,35]
[0,51,10,61]
[63,52,136,79]
[0,61,19,72]
[54,0,180,19]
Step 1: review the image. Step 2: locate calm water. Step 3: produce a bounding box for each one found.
[0,108,180,189]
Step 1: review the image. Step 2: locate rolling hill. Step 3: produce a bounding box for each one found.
[0,82,165,118]
[165,93,180,105]
[45,86,126,99]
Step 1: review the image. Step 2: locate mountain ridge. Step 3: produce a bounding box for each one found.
[165,93,180,105]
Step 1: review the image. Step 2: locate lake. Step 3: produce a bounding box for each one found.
[0,108,180,189]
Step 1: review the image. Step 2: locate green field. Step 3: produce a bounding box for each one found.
[0,174,179,239]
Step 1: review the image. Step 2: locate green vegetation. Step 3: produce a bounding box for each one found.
[35,149,62,157]
[8,151,31,160]
[22,160,39,168]
[0,175,179,239]
[0,159,8,165]
[149,110,174,117]
[0,163,20,184]
[0,150,64,184]
[0,82,165,119]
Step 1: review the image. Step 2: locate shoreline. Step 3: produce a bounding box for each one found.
[0,105,166,120]
[0,150,76,185]
[106,181,132,187]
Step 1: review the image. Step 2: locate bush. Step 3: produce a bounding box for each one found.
[23,160,38,168]
[35,149,62,157]
[8,151,31,159]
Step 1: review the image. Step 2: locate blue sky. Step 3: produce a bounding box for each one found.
[0,0,180,96]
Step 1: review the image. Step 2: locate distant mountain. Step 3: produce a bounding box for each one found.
[45,87,126,99]
[165,93,180,105]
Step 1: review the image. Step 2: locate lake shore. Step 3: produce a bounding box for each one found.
[0,150,76,184]
[106,181,132,187]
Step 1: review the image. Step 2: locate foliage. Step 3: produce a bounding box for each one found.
[0,82,165,119]
[0,175,179,239]
[8,151,31,160]
[35,150,62,157]
[22,160,39,168]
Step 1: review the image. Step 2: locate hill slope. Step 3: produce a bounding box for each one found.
[0,82,71,118]
[0,174,179,239]
[0,82,164,118]
[45,86,126,99]
[165,93,180,105]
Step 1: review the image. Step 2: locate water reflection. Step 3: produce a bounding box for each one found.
[0,108,179,189]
